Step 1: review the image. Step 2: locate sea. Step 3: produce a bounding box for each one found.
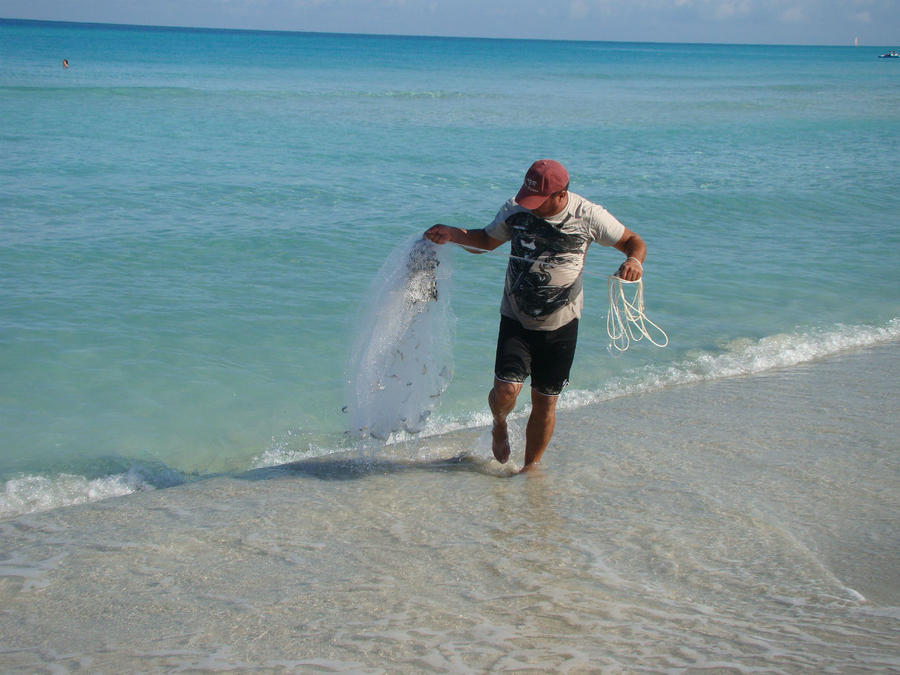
[1,18,898,672]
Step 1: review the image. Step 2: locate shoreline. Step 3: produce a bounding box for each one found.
[2,336,898,521]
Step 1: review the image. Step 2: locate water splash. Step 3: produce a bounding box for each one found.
[344,236,454,444]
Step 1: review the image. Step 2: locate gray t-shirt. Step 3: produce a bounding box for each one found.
[484,192,626,330]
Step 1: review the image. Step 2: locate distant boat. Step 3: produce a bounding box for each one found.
[879,51,899,58]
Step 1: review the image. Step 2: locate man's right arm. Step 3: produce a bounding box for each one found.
[423,225,504,253]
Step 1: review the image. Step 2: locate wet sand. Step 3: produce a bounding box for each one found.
[1,343,897,672]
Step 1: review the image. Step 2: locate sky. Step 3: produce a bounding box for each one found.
[1,0,898,45]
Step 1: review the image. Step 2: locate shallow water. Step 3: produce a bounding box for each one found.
[2,22,899,514]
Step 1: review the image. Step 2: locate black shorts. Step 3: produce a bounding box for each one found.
[494,315,579,396]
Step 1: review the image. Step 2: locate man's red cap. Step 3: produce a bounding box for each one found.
[514,159,569,210]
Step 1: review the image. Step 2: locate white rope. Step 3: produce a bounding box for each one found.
[606,276,669,352]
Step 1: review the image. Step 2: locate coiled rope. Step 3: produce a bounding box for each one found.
[606,276,668,352]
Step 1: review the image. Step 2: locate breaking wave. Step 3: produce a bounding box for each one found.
[0,463,186,520]
[562,317,900,410]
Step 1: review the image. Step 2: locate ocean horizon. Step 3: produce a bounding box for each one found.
[4,16,898,47]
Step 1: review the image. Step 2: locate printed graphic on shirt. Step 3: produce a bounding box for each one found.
[505,211,588,321]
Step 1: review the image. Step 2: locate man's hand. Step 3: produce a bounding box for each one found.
[616,257,643,281]
[423,225,503,253]
[423,224,455,245]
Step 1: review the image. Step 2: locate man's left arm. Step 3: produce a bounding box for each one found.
[612,227,646,281]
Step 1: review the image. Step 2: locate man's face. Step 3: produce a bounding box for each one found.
[529,190,568,219]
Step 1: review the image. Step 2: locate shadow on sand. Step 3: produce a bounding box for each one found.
[234,451,514,482]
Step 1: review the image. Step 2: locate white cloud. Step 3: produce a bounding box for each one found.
[712,0,753,20]
[779,5,806,23]
[569,0,590,20]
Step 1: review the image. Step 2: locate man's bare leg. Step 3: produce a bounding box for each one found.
[488,378,521,463]
[521,389,558,471]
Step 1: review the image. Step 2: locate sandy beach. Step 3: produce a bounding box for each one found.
[1,342,897,672]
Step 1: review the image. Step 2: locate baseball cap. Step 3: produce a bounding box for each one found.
[514,159,570,210]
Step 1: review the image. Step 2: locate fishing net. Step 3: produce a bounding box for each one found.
[345,236,454,442]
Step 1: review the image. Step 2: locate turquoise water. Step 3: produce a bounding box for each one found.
[1,19,899,513]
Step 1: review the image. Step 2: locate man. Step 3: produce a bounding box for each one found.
[424,159,646,471]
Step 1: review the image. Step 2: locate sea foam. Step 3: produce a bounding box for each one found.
[1,471,150,519]
[564,318,900,410]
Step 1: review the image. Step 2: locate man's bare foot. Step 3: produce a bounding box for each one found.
[492,420,511,463]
